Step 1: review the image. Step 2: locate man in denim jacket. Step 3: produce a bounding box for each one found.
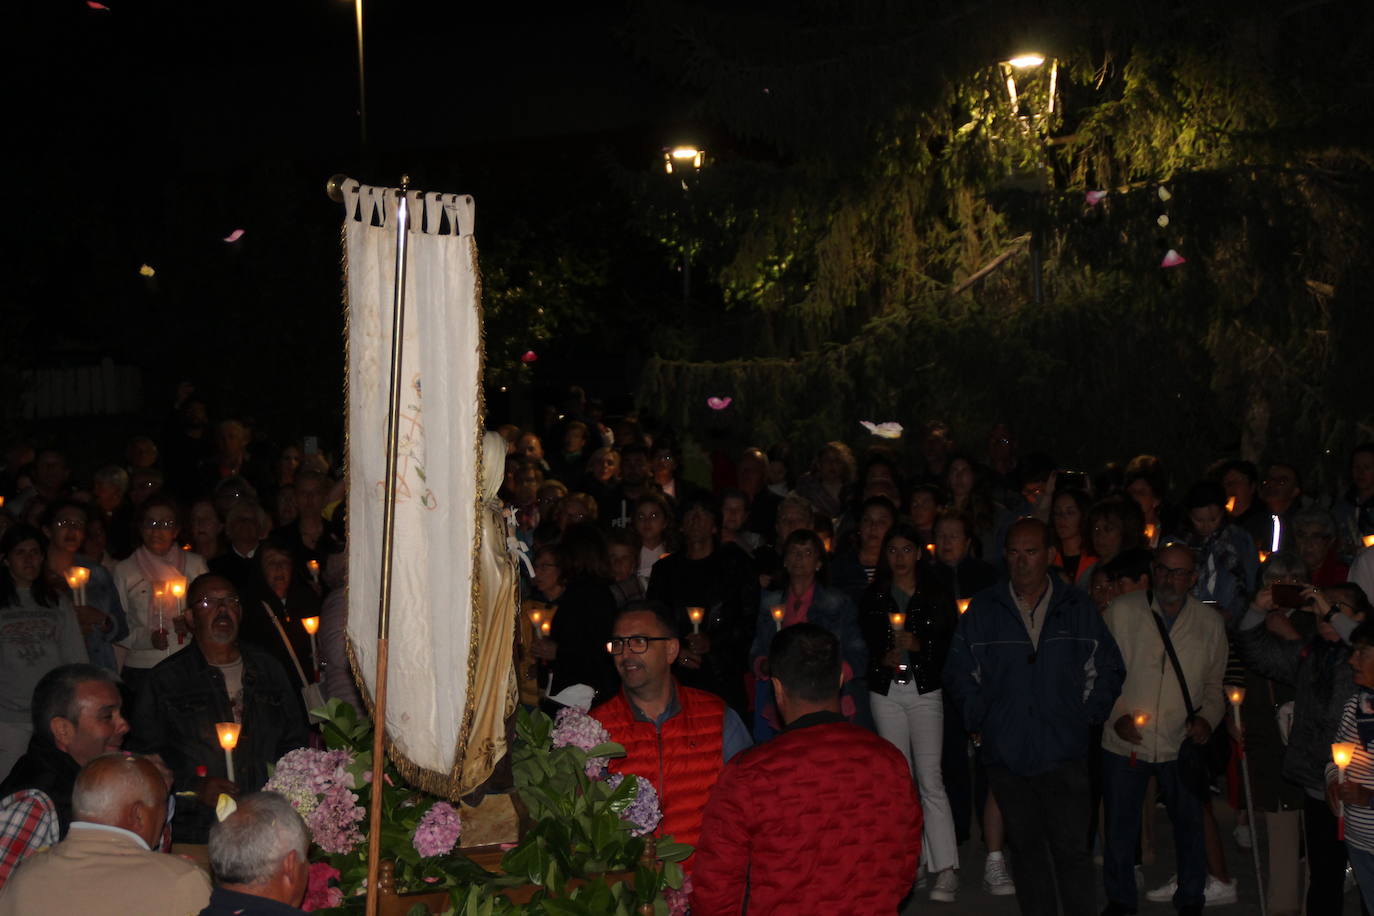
[128,574,308,842]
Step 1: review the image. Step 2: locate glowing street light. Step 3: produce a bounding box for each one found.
[1006,54,1045,68]
[663,146,705,174]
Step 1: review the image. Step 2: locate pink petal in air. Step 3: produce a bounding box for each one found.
[223,229,245,243]
[87,1,110,9]
[1084,190,1108,205]
[1160,249,1187,268]
[520,350,538,363]
[706,396,732,410]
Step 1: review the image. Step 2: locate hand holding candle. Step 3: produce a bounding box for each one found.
[1334,741,1357,839]
[688,607,705,634]
[216,722,241,783]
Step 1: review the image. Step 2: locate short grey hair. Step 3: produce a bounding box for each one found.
[208,792,309,887]
[1261,551,1307,584]
[1292,507,1336,539]
[72,753,162,823]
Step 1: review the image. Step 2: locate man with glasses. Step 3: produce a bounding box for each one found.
[1100,543,1229,915]
[128,574,308,843]
[591,601,751,870]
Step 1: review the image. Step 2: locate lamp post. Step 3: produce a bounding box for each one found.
[341,0,367,146]
[997,53,1054,306]
[663,145,705,305]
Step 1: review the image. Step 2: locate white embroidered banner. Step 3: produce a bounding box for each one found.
[342,180,516,795]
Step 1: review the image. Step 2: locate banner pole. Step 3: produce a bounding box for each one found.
[364,175,411,916]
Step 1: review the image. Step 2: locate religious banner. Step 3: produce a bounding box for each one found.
[341,180,518,797]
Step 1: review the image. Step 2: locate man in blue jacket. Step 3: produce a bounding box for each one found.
[944,517,1125,916]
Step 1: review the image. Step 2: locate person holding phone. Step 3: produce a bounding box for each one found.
[1235,564,1372,915]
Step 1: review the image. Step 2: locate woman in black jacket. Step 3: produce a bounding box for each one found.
[859,521,961,900]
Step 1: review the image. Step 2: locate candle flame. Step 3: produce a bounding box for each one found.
[926,543,936,554]
[64,567,84,590]
[181,543,191,551]
[1227,685,1246,705]
[1225,496,1236,514]
[1364,534,1374,549]
[687,607,705,624]
[528,608,544,625]
[307,560,320,574]
[1334,742,1357,769]
[1134,712,1150,727]
[301,616,320,635]
[889,612,906,628]
[1258,550,1269,564]
[957,598,970,615]
[215,721,241,750]
[770,605,785,622]
[540,621,552,635]
[169,581,185,599]
[1144,523,1157,541]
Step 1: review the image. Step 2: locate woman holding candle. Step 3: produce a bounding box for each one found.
[750,529,867,741]
[41,500,128,672]
[113,495,208,695]
[1325,621,1374,910]
[0,524,89,780]
[860,521,961,901]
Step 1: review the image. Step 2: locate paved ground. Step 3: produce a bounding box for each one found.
[899,795,1364,914]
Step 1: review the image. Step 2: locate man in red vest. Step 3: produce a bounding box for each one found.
[691,623,922,915]
[591,601,751,865]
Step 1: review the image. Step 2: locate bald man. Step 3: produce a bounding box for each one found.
[0,753,211,914]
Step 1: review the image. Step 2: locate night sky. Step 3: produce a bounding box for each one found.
[7,0,690,447]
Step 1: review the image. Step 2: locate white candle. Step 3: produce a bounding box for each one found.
[216,722,241,783]
[688,607,705,634]
[770,605,784,632]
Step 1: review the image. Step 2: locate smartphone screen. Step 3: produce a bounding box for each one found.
[1271,583,1304,609]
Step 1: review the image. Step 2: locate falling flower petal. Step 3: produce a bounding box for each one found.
[1157,214,1169,227]
[1084,190,1108,205]
[87,1,110,9]
[139,264,156,277]
[860,421,904,439]
[706,396,732,410]
[1157,186,1172,201]
[223,228,245,243]
[1160,249,1187,268]
[519,350,538,363]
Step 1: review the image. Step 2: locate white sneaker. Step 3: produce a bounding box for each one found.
[930,868,958,903]
[1233,824,1253,849]
[983,854,1015,896]
[1144,874,1238,906]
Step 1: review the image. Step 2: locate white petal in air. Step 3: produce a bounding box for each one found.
[1157,215,1169,227]
[860,421,904,439]
[139,264,156,277]
[1158,186,1172,201]
[1085,190,1108,205]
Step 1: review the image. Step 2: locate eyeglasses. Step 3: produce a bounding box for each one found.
[605,636,673,655]
[52,519,86,529]
[1152,564,1194,581]
[141,519,177,530]
[193,596,242,610]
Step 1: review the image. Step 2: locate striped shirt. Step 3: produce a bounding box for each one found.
[1325,688,1374,853]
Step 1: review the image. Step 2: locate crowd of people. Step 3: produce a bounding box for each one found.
[5,381,1374,914]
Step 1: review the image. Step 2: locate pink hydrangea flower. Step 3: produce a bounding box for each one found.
[302,862,343,912]
[412,801,462,858]
[551,707,611,771]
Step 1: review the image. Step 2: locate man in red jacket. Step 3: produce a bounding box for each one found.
[591,601,752,865]
[692,623,922,915]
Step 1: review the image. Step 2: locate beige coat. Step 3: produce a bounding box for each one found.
[1101,589,1228,763]
[0,824,211,916]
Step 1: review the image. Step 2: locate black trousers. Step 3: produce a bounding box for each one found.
[987,758,1097,916]
[1305,795,1372,916]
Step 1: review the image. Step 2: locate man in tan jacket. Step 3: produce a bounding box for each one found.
[0,753,211,915]
[1099,543,1228,916]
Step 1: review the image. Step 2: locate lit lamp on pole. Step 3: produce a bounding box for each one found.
[216,722,242,783]
[1334,742,1357,839]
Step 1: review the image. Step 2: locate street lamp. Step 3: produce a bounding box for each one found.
[663,146,705,174]
[663,144,706,304]
[1000,53,1056,121]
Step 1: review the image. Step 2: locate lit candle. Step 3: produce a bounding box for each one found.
[771,605,785,632]
[76,567,90,606]
[540,621,552,636]
[528,608,544,628]
[1334,742,1357,840]
[926,543,936,555]
[889,612,906,629]
[64,567,84,604]
[181,543,191,551]
[307,559,320,583]
[1227,685,1247,756]
[216,722,241,783]
[301,616,320,676]
[1143,523,1157,543]
[687,607,705,634]
[1258,550,1269,565]
[1364,534,1374,549]
[1130,711,1150,767]
[1225,496,1236,514]
[957,598,970,615]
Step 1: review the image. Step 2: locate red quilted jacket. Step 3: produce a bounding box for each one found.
[592,683,726,862]
[691,712,922,915]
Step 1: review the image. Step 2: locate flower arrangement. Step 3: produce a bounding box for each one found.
[276,700,691,914]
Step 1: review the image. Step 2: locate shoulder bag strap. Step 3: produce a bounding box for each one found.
[1148,590,1197,718]
[261,600,310,686]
